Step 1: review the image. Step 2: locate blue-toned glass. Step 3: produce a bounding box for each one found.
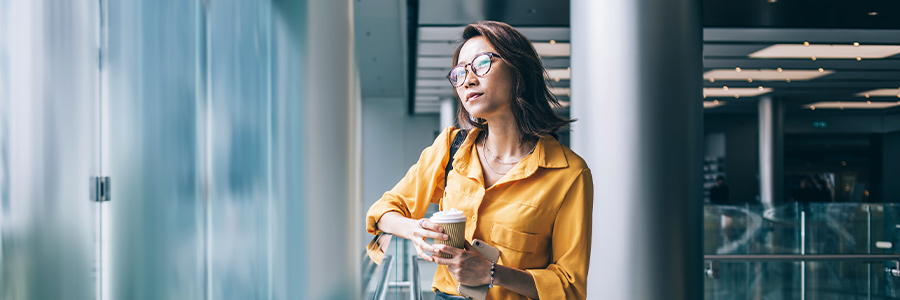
[447,52,502,87]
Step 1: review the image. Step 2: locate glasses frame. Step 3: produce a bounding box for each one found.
[446,52,503,87]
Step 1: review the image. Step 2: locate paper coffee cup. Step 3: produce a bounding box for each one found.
[430,208,467,258]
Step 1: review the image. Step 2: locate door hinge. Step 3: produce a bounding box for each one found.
[91,176,111,202]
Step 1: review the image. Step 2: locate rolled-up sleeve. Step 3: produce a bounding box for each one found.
[527,169,593,300]
[365,127,455,235]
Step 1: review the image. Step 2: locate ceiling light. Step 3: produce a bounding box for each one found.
[818,68,824,72]
[703,101,725,108]
[868,12,878,16]
[722,86,728,90]
[867,101,872,104]
[703,69,832,81]
[758,86,764,90]
[554,78,560,82]
[865,94,870,98]
[747,78,753,83]
[735,67,741,72]
[549,40,556,44]
[709,78,715,83]
[767,0,776,2]
[857,57,862,61]
[853,42,860,47]
[532,42,570,57]
[804,41,810,46]
[734,94,740,99]
[545,68,570,80]
[856,89,900,97]
[777,68,783,72]
[786,78,791,83]
[810,105,816,110]
[811,56,817,61]
[806,101,900,109]
[703,87,773,97]
[749,44,900,59]
[549,87,570,96]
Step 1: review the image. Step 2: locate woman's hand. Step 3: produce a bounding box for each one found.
[432,241,492,286]
[405,218,448,262]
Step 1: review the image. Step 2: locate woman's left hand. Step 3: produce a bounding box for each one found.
[431,241,492,286]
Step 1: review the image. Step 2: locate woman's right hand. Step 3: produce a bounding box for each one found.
[406,218,448,262]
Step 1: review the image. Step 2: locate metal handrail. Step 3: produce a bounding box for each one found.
[704,254,900,262]
[408,255,422,300]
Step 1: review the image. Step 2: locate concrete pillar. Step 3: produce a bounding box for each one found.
[758,95,784,206]
[272,0,358,298]
[440,96,456,129]
[571,0,703,298]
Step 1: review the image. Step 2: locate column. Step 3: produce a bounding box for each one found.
[758,95,784,206]
[571,0,703,298]
[271,0,359,298]
[440,96,457,129]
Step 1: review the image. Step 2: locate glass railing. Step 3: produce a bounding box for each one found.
[704,202,900,299]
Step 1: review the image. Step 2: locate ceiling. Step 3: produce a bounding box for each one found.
[354,0,900,116]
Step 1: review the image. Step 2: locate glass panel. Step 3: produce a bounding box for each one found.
[0,1,99,299]
[105,1,204,299]
[207,0,271,299]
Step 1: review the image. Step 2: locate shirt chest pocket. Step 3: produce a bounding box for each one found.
[490,222,540,253]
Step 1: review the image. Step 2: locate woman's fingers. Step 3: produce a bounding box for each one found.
[420,219,444,234]
[413,220,448,241]
[412,239,435,262]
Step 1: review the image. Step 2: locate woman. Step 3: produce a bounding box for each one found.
[366,21,593,300]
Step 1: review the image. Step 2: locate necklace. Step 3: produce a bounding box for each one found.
[483,133,536,165]
[481,133,537,175]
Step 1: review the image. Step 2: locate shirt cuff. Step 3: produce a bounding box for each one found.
[527,268,567,300]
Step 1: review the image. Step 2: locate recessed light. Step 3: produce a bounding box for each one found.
[811,56,817,61]
[856,89,900,97]
[722,86,728,90]
[868,12,878,16]
[810,105,816,110]
[703,69,832,81]
[709,78,715,83]
[703,101,725,109]
[554,78,560,82]
[758,86,764,90]
[818,68,824,72]
[703,87,773,97]
[853,42,860,47]
[532,42,570,57]
[767,0,776,2]
[747,78,753,83]
[857,57,862,61]
[735,67,741,72]
[777,67,783,72]
[804,41,810,46]
[806,101,900,109]
[714,100,719,104]
[749,44,900,59]
[549,40,556,44]
[734,94,740,99]
[865,94,870,98]
[786,78,791,83]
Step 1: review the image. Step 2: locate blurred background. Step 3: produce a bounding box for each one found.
[2,0,900,299]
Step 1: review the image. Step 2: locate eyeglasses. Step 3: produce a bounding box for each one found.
[446,52,502,87]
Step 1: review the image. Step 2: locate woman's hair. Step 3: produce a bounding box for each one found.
[452,20,573,143]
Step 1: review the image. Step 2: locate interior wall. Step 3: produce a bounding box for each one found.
[884,131,900,202]
[361,96,439,244]
[706,115,760,204]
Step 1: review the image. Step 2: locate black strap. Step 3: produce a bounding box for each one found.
[445,129,468,175]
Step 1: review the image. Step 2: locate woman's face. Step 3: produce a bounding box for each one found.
[454,36,515,121]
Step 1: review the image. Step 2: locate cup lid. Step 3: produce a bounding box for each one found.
[430,208,466,223]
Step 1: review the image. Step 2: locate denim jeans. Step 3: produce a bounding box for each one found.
[434,289,468,300]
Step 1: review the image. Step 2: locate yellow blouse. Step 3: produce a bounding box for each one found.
[366,127,593,300]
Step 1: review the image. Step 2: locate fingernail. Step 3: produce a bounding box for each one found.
[443,235,449,240]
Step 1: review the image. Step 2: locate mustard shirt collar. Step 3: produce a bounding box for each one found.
[452,128,569,183]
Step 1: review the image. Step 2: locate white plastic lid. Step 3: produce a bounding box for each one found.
[430,208,466,223]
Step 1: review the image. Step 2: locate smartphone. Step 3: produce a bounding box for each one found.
[457,239,500,300]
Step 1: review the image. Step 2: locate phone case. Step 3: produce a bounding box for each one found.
[457,239,500,300]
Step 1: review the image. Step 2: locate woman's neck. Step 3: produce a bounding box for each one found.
[483,115,533,161]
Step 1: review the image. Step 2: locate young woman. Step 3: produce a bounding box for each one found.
[366,21,593,300]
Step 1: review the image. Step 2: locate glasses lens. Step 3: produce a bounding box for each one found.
[473,54,492,76]
[449,67,467,86]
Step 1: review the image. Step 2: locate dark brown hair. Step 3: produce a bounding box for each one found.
[452,20,573,143]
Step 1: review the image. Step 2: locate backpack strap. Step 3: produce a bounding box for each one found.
[445,129,468,183]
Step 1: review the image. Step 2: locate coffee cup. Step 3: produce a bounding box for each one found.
[430,208,467,258]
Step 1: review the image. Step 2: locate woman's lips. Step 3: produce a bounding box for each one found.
[466,93,483,102]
